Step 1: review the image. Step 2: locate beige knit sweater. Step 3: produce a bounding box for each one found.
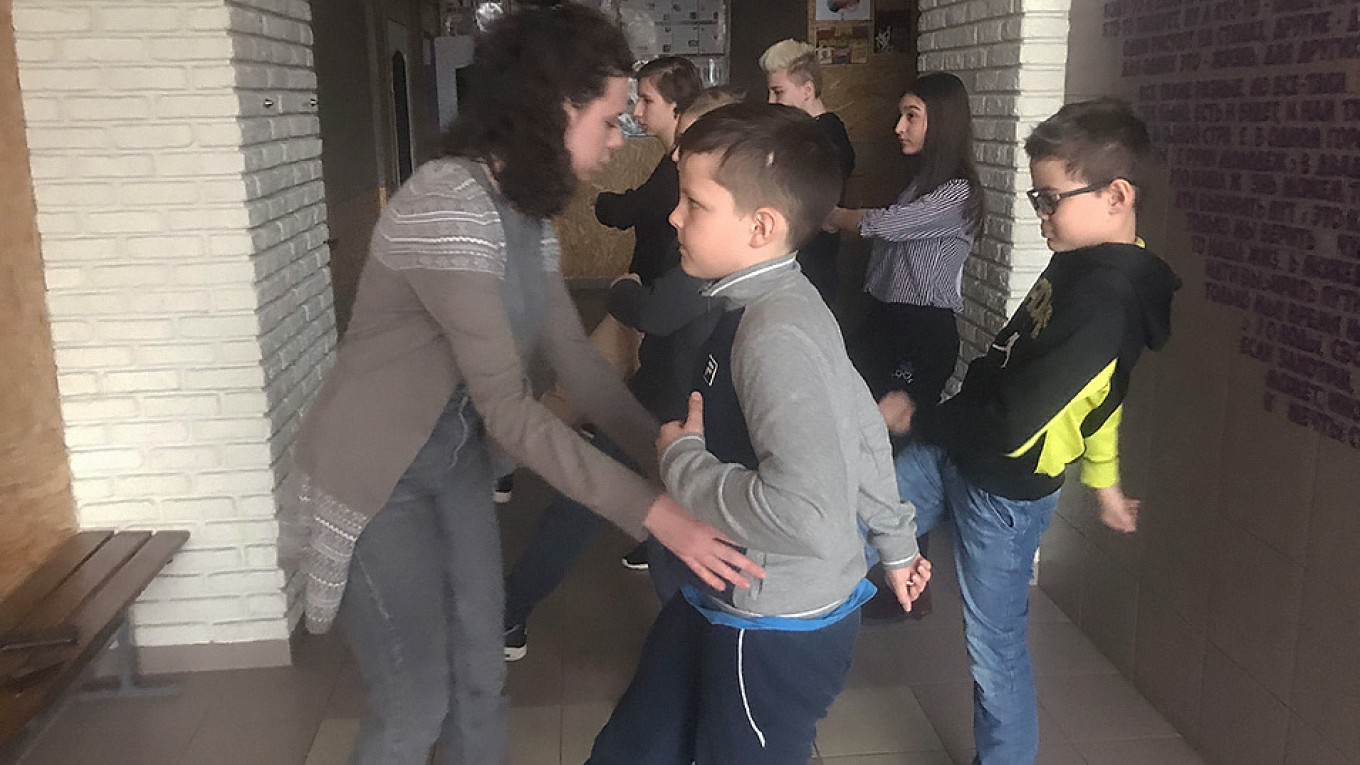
[288,159,661,633]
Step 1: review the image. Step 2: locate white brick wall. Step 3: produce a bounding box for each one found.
[14,0,334,652]
[225,0,333,627]
[919,0,1070,363]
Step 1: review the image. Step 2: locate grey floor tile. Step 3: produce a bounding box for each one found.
[13,705,198,765]
[303,718,360,765]
[1038,674,1178,742]
[816,686,944,757]
[559,702,615,764]
[506,640,567,708]
[820,753,954,765]
[182,717,318,765]
[509,705,563,765]
[908,681,974,763]
[1030,588,1072,624]
[909,681,1085,765]
[192,661,340,726]
[322,663,366,719]
[845,625,971,688]
[1075,737,1206,765]
[1030,621,1122,677]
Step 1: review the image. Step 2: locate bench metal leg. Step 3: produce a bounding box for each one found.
[77,620,179,700]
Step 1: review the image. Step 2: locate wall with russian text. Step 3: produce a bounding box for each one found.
[1037,2,1359,763]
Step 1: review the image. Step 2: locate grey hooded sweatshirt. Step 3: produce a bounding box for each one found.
[660,254,920,618]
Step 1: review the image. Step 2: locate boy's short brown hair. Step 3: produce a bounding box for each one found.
[676,102,841,251]
[1024,99,1155,205]
[682,85,745,121]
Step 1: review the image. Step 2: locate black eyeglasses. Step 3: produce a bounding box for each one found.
[1025,182,1111,217]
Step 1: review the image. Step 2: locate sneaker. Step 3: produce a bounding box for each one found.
[493,475,514,504]
[503,624,527,661]
[621,542,649,571]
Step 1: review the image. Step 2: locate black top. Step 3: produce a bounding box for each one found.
[918,243,1180,499]
[595,155,681,286]
[798,113,856,303]
[689,306,759,470]
[608,262,722,423]
[816,112,855,184]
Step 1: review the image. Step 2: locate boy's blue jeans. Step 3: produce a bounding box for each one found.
[893,442,1058,765]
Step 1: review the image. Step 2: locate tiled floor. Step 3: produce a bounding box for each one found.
[9,471,1207,765]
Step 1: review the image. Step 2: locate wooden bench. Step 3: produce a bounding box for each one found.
[0,529,189,752]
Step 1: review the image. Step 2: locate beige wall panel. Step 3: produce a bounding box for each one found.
[0,0,76,597]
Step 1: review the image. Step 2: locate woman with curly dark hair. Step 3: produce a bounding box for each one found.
[288,6,762,764]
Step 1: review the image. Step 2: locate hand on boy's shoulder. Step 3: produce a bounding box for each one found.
[657,391,705,458]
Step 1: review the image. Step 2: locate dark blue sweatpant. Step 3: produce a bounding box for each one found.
[585,595,860,765]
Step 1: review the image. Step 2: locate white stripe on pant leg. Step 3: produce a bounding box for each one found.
[737,629,767,748]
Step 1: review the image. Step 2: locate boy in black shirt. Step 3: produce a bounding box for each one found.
[880,99,1180,765]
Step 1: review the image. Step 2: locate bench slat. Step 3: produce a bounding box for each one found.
[5,532,150,634]
[0,533,150,685]
[0,531,188,750]
[0,532,113,637]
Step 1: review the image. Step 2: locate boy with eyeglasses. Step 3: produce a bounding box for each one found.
[876,98,1180,765]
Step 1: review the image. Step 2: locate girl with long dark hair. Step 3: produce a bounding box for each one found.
[288,8,760,764]
[827,72,984,413]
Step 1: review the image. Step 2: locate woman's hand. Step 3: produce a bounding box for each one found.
[882,556,932,612]
[824,206,864,234]
[643,494,765,590]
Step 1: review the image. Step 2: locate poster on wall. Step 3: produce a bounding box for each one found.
[815,23,872,65]
[815,0,871,22]
[873,9,913,54]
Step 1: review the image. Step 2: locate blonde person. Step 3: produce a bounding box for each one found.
[759,39,855,307]
[287,9,762,764]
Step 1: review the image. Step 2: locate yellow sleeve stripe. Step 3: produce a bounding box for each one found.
[1080,405,1122,488]
[1005,359,1119,478]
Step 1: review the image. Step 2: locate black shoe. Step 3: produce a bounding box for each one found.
[621,542,649,570]
[503,624,527,661]
[493,475,514,504]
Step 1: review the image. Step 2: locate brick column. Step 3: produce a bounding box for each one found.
[918,0,1071,362]
[13,0,333,668]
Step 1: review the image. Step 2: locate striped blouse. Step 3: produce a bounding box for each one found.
[859,178,976,312]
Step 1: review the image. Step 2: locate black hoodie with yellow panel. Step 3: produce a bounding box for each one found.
[918,242,1181,500]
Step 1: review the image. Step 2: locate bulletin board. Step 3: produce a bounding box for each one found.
[809,0,915,66]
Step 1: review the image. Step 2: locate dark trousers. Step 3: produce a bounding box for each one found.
[503,433,678,629]
[586,596,860,765]
[846,298,959,406]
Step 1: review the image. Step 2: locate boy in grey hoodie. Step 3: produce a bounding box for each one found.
[585,103,932,765]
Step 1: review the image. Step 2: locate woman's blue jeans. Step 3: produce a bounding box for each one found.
[893,442,1058,765]
[338,396,507,765]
